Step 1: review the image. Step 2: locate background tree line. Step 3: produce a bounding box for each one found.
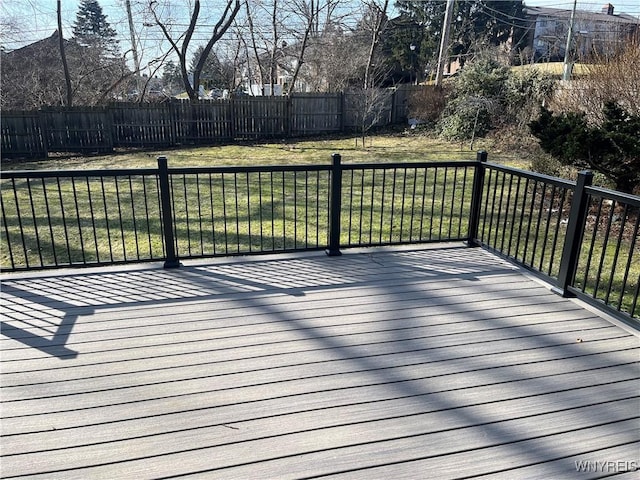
[2,0,538,109]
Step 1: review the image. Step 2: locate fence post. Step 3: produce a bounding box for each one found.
[326,153,343,256]
[467,150,488,247]
[157,156,180,268]
[554,170,593,297]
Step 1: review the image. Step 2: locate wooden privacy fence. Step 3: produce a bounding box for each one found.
[1,88,417,158]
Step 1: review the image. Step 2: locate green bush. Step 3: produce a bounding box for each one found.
[436,56,508,141]
[438,95,493,141]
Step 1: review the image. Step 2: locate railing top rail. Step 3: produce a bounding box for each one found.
[341,160,478,170]
[486,162,576,189]
[167,164,331,175]
[585,185,640,206]
[0,168,160,179]
[0,159,479,180]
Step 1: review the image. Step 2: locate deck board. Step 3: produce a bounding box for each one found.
[2,245,638,479]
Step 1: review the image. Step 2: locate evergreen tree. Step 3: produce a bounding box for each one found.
[73,0,119,55]
[393,1,527,69]
[529,103,640,193]
[190,46,233,90]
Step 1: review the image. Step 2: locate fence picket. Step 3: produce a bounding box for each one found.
[1,88,419,158]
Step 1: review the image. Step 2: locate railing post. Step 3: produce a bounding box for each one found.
[326,153,343,256]
[467,150,488,247]
[554,170,593,297]
[157,156,180,268]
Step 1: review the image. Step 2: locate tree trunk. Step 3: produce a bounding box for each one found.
[57,0,73,107]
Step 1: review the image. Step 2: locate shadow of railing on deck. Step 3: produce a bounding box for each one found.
[1,246,637,478]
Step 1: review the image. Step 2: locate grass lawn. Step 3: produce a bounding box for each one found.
[2,131,636,318]
[1,132,531,171]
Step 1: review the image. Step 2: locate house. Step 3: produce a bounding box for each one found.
[525,3,639,62]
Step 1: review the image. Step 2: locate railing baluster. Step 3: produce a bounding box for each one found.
[547,187,567,277]
[499,173,513,254]
[531,182,547,268]
[304,171,309,248]
[419,168,428,241]
[0,194,16,270]
[399,168,408,242]
[293,171,298,249]
[369,169,376,245]
[617,212,639,312]
[605,203,629,304]
[507,176,521,257]
[438,167,447,240]
[196,173,204,256]
[270,171,275,251]
[221,172,228,254]
[234,173,240,253]
[100,176,114,264]
[457,166,469,238]
[26,178,44,267]
[57,177,73,265]
[209,173,217,255]
[86,177,100,263]
[593,198,616,298]
[128,175,140,261]
[389,168,397,244]
[429,167,437,241]
[358,169,365,245]
[408,168,418,241]
[258,171,264,252]
[247,172,253,252]
[182,173,192,257]
[281,171,286,249]
[379,169,386,245]
[448,167,457,238]
[514,177,530,262]
[538,184,556,272]
[348,169,354,246]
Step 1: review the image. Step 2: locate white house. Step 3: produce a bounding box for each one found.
[525,3,638,61]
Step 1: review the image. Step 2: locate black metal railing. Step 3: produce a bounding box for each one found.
[474,158,639,323]
[0,168,165,269]
[1,153,638,322]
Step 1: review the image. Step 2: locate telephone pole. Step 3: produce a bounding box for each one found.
[562,0,578,81]
[435,0,455,86]
[125,0,142,93]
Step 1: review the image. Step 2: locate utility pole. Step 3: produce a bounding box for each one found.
[435,0,455,86]
[125,0,142,94]
[562,0,578,81]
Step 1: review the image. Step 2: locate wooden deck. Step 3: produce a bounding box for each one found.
[1,245,638,479]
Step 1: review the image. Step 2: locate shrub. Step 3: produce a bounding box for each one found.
[407,85,449,128]
[529,102,640,193]
[437,95,494,141]
[436,54,511,141]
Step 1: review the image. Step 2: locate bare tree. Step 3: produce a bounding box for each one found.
[149,0,241,101]
[238,0,348,95]
[346,87,393,147]
[58,0,73,106]
[362,0,389,89]
[551,37,640,122]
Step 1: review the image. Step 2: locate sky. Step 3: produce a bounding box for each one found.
[2,1,639,67]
